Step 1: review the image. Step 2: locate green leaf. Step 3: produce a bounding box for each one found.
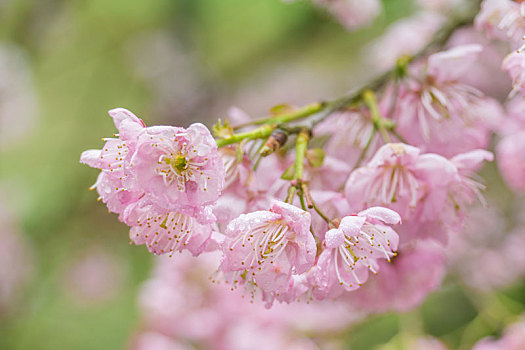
[270,104,294,116]
[281,164,295,180]
[306,148,325,168]
[212,118,234,138]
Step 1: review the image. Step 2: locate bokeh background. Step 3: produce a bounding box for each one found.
[1,0,524,349]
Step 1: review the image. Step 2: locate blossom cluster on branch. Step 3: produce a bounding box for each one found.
[80,0,525,329]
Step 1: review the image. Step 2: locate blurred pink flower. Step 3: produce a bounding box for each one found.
[500,96,525,135]
[314,109,379,165]
[348,241,446,313]
[344,143,457,226]
[366,11,444,71]
[63,248,125,305]
[459,227,525,291]
[476,0,525,48]
[394,149,493,245]
[135,251,359,349]
[391,45,503,157]
[448,28,511,98]
[503,51,525,96]
[312,0,382,30]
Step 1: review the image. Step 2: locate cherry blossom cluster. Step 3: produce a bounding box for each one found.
[81,109,224,257]
[80,0,524,314]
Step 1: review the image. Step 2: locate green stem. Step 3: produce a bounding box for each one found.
[353,128,376,170]
[217,12,478,147]
[288,129,310,210]
[363,90,391,143]
[299,190,307,211]
[232,102,325,129]
[311,199,330,223]
[216,124,274,147]
[294,129,309,181]
[285,186,297,204]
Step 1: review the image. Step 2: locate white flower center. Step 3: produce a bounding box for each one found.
[230,221,290,271]
[367,164,419,208]
[154,141,209,192]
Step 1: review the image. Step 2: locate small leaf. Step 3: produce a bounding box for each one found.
[212,118,233,138]
[306,148,325,168]
[281,164,295,180]
[270,104,294,116]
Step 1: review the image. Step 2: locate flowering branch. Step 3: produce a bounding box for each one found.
[215,7,479,150]
[79,0,504,315]
[216,124,274,147]
[232,102,326,130]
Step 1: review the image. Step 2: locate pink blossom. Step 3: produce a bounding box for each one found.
[399,149,493,244]
[348,241,446,313]
[219,146,252,191]
[312,0,382,31]
[448,28,511,98]
[391,45,503,157]
[220,201,316,305]
[450,149,494,205]
[80,108,146,215]
[366,12,444,71]
[314,109,379,164]
[129,201,213,256]
[313,207,400,299]
[476,0,525,47]
[503,51,525,96]
[344,144,493,245]
[344,143,457,221]
[63,248,125,305]
[130,123,224,210]
[88,172,143,219]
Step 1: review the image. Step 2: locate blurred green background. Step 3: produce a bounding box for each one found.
[3,1,522,349]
